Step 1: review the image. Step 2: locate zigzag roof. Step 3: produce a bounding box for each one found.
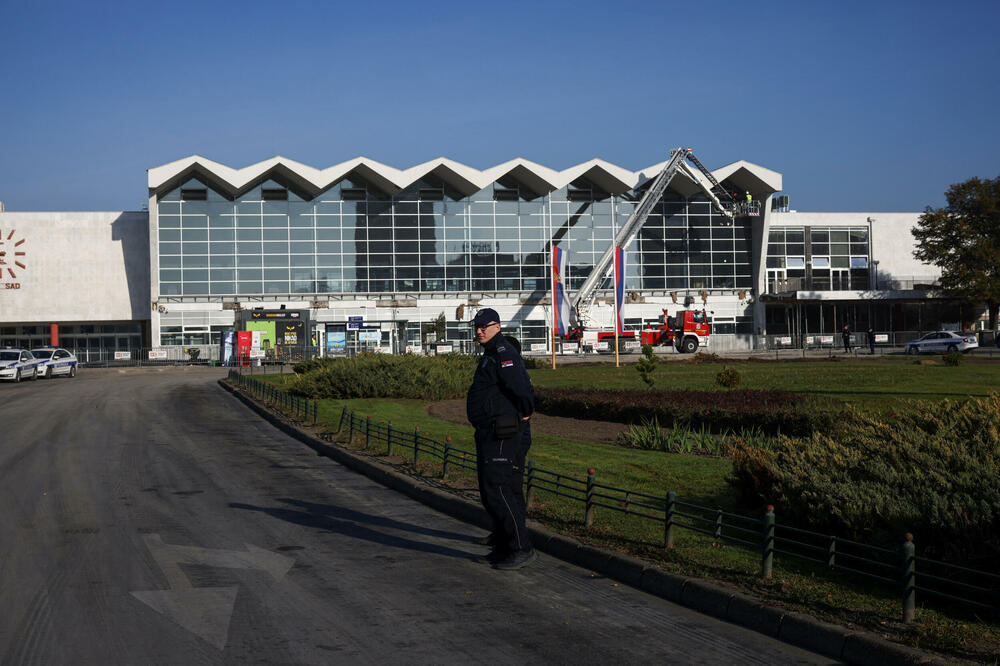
[148,154,782,198]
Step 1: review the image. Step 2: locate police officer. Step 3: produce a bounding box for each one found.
[466,308,537,570]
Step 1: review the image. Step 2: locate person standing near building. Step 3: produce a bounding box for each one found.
[867,327,876,354]
[842,325,851,353]
[466,308,536,570]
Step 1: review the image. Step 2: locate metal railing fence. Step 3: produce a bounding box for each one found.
[227,371,1000,622]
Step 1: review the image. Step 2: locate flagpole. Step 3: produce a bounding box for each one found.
[551,250,557,370]
[614,247,620,368]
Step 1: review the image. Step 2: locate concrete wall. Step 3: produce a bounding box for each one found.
[0,211,150,323]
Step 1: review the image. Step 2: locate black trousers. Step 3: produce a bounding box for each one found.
[475,427,531,554]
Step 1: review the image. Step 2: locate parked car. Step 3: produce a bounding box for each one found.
[30,347,78,378]
[0,348,39,382]
[905,331,979,355]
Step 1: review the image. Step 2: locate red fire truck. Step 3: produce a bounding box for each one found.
[591,309,710,353]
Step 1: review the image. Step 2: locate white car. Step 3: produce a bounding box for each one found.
[0,348,39,382]
[30,347,78,378]
[905,330,979,355]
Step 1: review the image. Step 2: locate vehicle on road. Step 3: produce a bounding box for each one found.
[0,348,39,382]
[905,330,979,355]
[30,347,78,378]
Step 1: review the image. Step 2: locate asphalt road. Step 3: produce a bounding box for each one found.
[0,368,837,665]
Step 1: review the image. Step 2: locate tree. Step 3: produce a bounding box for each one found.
[912,176,1000,329]
[421,312,447,342]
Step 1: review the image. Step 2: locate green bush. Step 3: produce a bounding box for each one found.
[943,351,963,366]
[290,352,478,400]
[728,394,1000,560]
[635,344,657,389]
[715,366,741,388]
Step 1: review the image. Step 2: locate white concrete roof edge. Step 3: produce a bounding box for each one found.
[148,155,783,195]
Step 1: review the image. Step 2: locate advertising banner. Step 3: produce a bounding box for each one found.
[114,351,131,360]
[326,325,346,354]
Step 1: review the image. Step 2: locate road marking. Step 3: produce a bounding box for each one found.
[130,534,294,649]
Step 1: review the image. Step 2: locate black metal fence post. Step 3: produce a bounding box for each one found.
[902,533,916,623]
[761,504,775,578]
[365,416,371,448]
[585,468,596,527]
[715,509,723,542]
[526,460,535,508]
[386,421,394,456]
[442,436,451,477]
[828,536,837,569]
[665,490,676,549]
[348,410,356,443]
[413,426,420,466]
[336,405,346,433]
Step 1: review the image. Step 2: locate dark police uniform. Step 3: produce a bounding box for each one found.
[466,332,534,557]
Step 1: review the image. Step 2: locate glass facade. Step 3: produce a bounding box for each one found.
[156,177,754,298]
[766,226,870,291]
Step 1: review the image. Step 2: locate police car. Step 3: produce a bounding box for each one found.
[30,347,78,378]
[0,348,40,382]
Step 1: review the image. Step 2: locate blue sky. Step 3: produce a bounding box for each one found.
[1,0,997,212]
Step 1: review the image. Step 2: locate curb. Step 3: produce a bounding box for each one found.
[218,379,963,666]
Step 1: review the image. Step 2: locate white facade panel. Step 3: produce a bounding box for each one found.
[0,211,150,323]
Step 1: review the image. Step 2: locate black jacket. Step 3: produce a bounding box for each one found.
[466,333,534,430]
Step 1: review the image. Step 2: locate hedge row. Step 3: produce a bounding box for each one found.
[534,387,839,436]
[290,353,477,400]
[728,394,1000,560]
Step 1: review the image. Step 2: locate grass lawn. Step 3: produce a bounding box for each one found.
[236,368,1000,662]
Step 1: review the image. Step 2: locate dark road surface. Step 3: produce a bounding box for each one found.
[0,368,838,665]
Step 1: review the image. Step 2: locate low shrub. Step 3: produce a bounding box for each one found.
[715,366,741,388]
[290,352,477,400]
[943,351,963,366]
[728,394,1000,561]
[617,419,778,457]
[536,387,839,436]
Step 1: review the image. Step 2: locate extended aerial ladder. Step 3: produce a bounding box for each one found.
[569,148,737,329]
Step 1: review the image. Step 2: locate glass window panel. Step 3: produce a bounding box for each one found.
[812,256,830,268]
[290,242,314,254]
[159,255,181,268]
[160,242,181,255]
[182,242,207,254]
[210,269,235,281]
[181,215,208,228]
[238,255,262,267]
[182,283,209,295]
[210,228,235,241]
[210,282,235,295]
[317,242,340,253]
[237,268,262,279]
[160,283,181,295]
[830,229,849,242]
[237,215,261,227]
[263,241,289,254]
[159,229,180,242]
[264,282,288,293]
[237,242,262,254]
[263,255,289,267]
[290,255,314,267]
[850,256,868,268]
[263,268,289,280]
[159,215,181,228]
[832,256,850,268]
[209,242,235,254]
[263,228,287,241]
[811,229,829,243]
[290,228,313,240]
[786,256,806,268]
[183,229,208,241]
[316,254,340,266]
[263,215,288,227]
[182,269,208,281]
[238,281,262,293]
[159,269,181,282]
[237,228,261,241]
[831,243,849,255]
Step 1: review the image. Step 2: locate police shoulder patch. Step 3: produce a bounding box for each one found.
[496,345,506,352]
[500,359,514,368]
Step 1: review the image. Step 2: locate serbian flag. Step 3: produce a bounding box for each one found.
[614,246,626,335]
[552,246,569,336]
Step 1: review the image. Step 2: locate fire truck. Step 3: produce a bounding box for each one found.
[565,147,746,352]
[590,309,710,353]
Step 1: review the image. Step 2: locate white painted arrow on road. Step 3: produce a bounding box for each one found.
[131,534,295,649]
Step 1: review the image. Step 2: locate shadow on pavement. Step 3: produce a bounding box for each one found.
[229,499,479,560]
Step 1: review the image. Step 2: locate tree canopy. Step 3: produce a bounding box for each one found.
[912,176,1000,328]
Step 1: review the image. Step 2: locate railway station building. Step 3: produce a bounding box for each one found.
[0,153,962,359]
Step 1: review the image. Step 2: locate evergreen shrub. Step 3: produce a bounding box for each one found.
[729,394,1000,559]
[290,352,477,400]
